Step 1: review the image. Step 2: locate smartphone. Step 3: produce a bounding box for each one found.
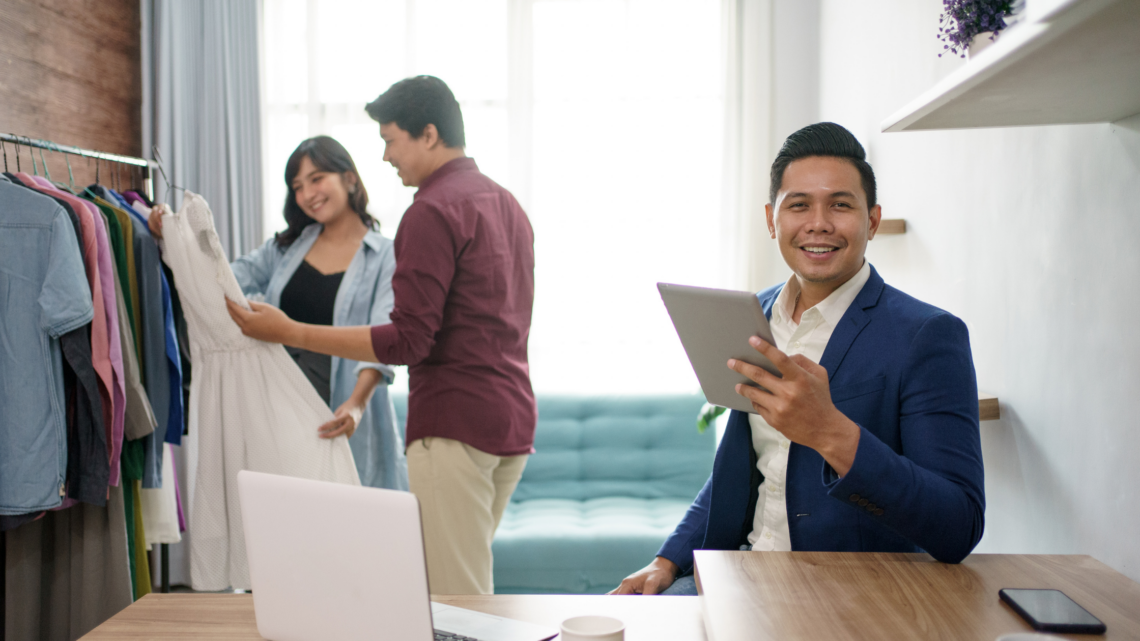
[999,588,1106,634]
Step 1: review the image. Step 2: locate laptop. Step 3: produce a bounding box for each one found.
[237,470,559,641]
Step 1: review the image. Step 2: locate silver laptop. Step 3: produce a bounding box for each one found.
[237,470,559,641]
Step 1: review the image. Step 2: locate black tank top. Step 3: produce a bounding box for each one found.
[279,260,345,405]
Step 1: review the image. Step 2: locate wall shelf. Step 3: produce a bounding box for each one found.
[882,0,1140,132]
[877,219,906,235]
[979,394,1001,421]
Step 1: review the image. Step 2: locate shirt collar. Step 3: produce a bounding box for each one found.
[361,229,384,252]
[772,260,872,328]
[416,157,477,193]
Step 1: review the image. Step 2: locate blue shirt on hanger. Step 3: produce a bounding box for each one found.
[0,175,94,513]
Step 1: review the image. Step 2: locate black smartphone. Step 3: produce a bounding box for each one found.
[999,588,1107,634]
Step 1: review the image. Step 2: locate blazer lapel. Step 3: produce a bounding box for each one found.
[818,266,884,378]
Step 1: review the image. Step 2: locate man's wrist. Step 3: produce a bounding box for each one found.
[815,412,861,477]
[652,556,680,577]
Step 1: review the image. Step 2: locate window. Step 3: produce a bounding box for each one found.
[263,0,729,395]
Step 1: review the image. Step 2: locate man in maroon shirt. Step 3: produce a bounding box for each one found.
[227,76,537,595]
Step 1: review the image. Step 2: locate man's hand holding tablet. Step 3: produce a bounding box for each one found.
[729,336,860,477]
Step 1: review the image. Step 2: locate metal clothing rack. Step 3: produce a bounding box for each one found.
[1,133,173,595]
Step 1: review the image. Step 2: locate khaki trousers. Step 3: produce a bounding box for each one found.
[406,437,528,595]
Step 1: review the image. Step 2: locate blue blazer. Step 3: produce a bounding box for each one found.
[658,266,985,570]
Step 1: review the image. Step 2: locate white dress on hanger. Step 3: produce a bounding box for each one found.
[159,192,360,591]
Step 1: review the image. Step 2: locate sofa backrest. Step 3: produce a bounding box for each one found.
[392,394,716,502]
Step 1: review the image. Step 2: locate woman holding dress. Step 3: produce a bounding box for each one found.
[151,135,407,490]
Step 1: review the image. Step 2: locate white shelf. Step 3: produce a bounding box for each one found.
[882,0,1140,132]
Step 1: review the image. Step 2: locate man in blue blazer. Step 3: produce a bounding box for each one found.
[612,122,985,596]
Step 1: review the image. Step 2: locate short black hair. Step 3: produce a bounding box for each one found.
[364,75,465,148]
[769,122,876,208]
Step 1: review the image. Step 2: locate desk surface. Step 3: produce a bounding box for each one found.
[696,552,1140,641]
[78,593,706,640]
[80,553,1140,640]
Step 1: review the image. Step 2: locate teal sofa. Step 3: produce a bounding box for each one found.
[393,394,716,594]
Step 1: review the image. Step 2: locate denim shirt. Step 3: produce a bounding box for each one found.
[231,224,407,490]
[0,176,94,513]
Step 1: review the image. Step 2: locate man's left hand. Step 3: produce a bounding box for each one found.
[226,298,301,346]
[729,336,860,476]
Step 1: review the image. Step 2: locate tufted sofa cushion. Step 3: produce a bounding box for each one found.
[392,394,716,593]
[510,395,714,502]
[491,496,694,593]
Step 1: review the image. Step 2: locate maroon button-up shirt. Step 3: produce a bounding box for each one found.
[370,158,536,456]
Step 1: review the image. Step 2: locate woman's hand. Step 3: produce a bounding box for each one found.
[148,206,165,238]
[318,401,364,439]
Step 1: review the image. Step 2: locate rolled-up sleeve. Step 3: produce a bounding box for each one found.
[355,241,398,383]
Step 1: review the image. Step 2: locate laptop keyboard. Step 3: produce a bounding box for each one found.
[434,630,480,641]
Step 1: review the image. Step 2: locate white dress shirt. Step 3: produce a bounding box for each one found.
[747,261,871,550]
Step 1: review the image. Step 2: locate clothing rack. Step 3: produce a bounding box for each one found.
[1,133,156,168]
[1,133,174,595]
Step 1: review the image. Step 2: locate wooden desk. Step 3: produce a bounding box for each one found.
[78,593,707,640]
[695,552,1140,640]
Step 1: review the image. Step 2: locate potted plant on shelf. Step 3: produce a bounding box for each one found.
[938,0,1024,59]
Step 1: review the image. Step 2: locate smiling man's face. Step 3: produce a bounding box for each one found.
[766,155,881,292]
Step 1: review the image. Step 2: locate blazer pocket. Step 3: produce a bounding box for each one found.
[830,376,887,403]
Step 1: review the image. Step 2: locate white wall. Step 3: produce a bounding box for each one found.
[807,0,1140,581]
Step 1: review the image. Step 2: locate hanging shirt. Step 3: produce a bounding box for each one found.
[0,176,93,513]
[5,174,109,507]
[748,261,871,550]
[99,208,158,444]
[159,192,360,591]
[89,187,167,490]
[124,193,185,445]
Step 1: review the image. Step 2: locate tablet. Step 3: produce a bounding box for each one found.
[658,282,781,414]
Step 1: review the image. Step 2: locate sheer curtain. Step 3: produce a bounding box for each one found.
[261,0,759,396]
[142,0,264,259]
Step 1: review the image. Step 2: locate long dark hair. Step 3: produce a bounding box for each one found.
[275,136,376,248]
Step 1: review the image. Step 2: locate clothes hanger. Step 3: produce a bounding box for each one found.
[81,157,102,202]
[14,140,21,173]
[37,148,52,183]
[1,139,8,173]
[152,145,187,204]
[50,144,77,193]
[65,152,77,192]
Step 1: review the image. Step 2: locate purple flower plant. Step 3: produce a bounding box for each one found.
[938,0,1015,58]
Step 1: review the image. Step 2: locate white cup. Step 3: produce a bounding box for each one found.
[559,615,625,641]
